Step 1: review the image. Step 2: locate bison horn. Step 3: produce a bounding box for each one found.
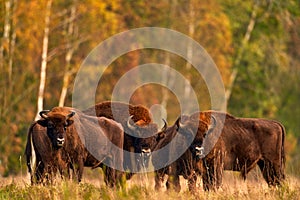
[162,119,168,131]
[208,115,217,131]
[66,110,76,119]
[176,116,187,129]
[39,110,50,119]
[127,115,136,130]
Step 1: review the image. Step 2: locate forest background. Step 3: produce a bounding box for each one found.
[0,0,299,177]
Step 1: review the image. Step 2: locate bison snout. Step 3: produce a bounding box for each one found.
[142,148,151,157]
[195,146,204,158]
[57,137,65,146]
[138,148,151,171]
[142,148,151,154]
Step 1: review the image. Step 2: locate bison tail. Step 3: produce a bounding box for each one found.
[280,123,286,180]
[26,123,37,176]
[30,133,37,175]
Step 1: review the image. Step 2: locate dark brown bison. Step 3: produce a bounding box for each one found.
[151,116,216,192]
[83,101,152,125]
[83,101,158,177]
[25,107,124,186]
[25,121,69,184]
[183,111,286,190]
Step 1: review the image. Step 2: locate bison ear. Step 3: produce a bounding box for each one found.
[175,116,188,131]
[174,116,181,131]
[156,132,165,142]
[66,119,74,126]
[37,119,48,127]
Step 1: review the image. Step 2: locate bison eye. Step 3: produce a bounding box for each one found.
[47,123,54,129]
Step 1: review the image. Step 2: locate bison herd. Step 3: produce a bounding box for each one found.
[25,101,286,192]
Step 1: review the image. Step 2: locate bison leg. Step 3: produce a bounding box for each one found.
[166,174,181,192]
[240,158,259,181]
[258,159,282,186]
[102,165,126,188]
[103,166,116,187]
[202,165,216,191]
[215,150,224,189]
[125,172,134,180]
[72,159,84,183]
[58,162,70,181]
[187,172,197,193]
[32,163,44,185]
[201,149,224,191]
[202,158,223,191]
[154,170,165,191]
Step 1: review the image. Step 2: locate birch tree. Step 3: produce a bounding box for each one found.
[58,3,77,107]
[161,0,176,112]
[0,0,18,175]
[183,0,195,113]
[225,1,259,103]
[35,0,52,120]
[0,0,16,117]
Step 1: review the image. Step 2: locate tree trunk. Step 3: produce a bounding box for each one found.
[161,52,170,109]
[59,4,77,107]
[160,0,177,118]
[0,0,17,176]
[1,0,12,117]
[183,0,195,113]
[8,0,17,96]
[35,0,52,120]
[225,2,258,104]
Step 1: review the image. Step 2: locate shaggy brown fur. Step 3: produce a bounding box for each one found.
[25,107,124,187]
[83,101,158,177]
[25,122,69,184]
[189,111,286,190]
[83,101,153,125]
[151,116,215,192]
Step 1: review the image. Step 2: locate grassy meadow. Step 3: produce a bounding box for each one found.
[0,168,299,200]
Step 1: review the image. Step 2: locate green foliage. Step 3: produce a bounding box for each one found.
[227,0,300,122]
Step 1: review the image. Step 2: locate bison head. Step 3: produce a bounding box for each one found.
[177,115,217,160]
[125,116,159,171]
[37,109,76,148]
[126,116,159,154]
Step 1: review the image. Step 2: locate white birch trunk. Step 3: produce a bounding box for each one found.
[59,4,77,107]
[161,0,177,115]
[35,0,52,120]
[161,52,170,109]
[183,0,195,113]
[225,2,258,103]
[8,0,17,86]
[1,0,12,112]
[0,0,11,70]
[1,0,17,117]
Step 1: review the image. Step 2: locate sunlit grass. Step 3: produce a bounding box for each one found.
[0,170,299,200]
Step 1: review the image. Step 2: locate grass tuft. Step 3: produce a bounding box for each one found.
[0,173,300,200]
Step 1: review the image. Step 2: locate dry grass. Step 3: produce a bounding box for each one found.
[0,168,299,200]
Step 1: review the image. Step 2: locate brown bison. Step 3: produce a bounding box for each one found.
[83,101,152,124]
[25,107,124,186]
[83,101,158,176]
[151,116,216,192]
[183,111,286,190]
[25,121,69,184]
